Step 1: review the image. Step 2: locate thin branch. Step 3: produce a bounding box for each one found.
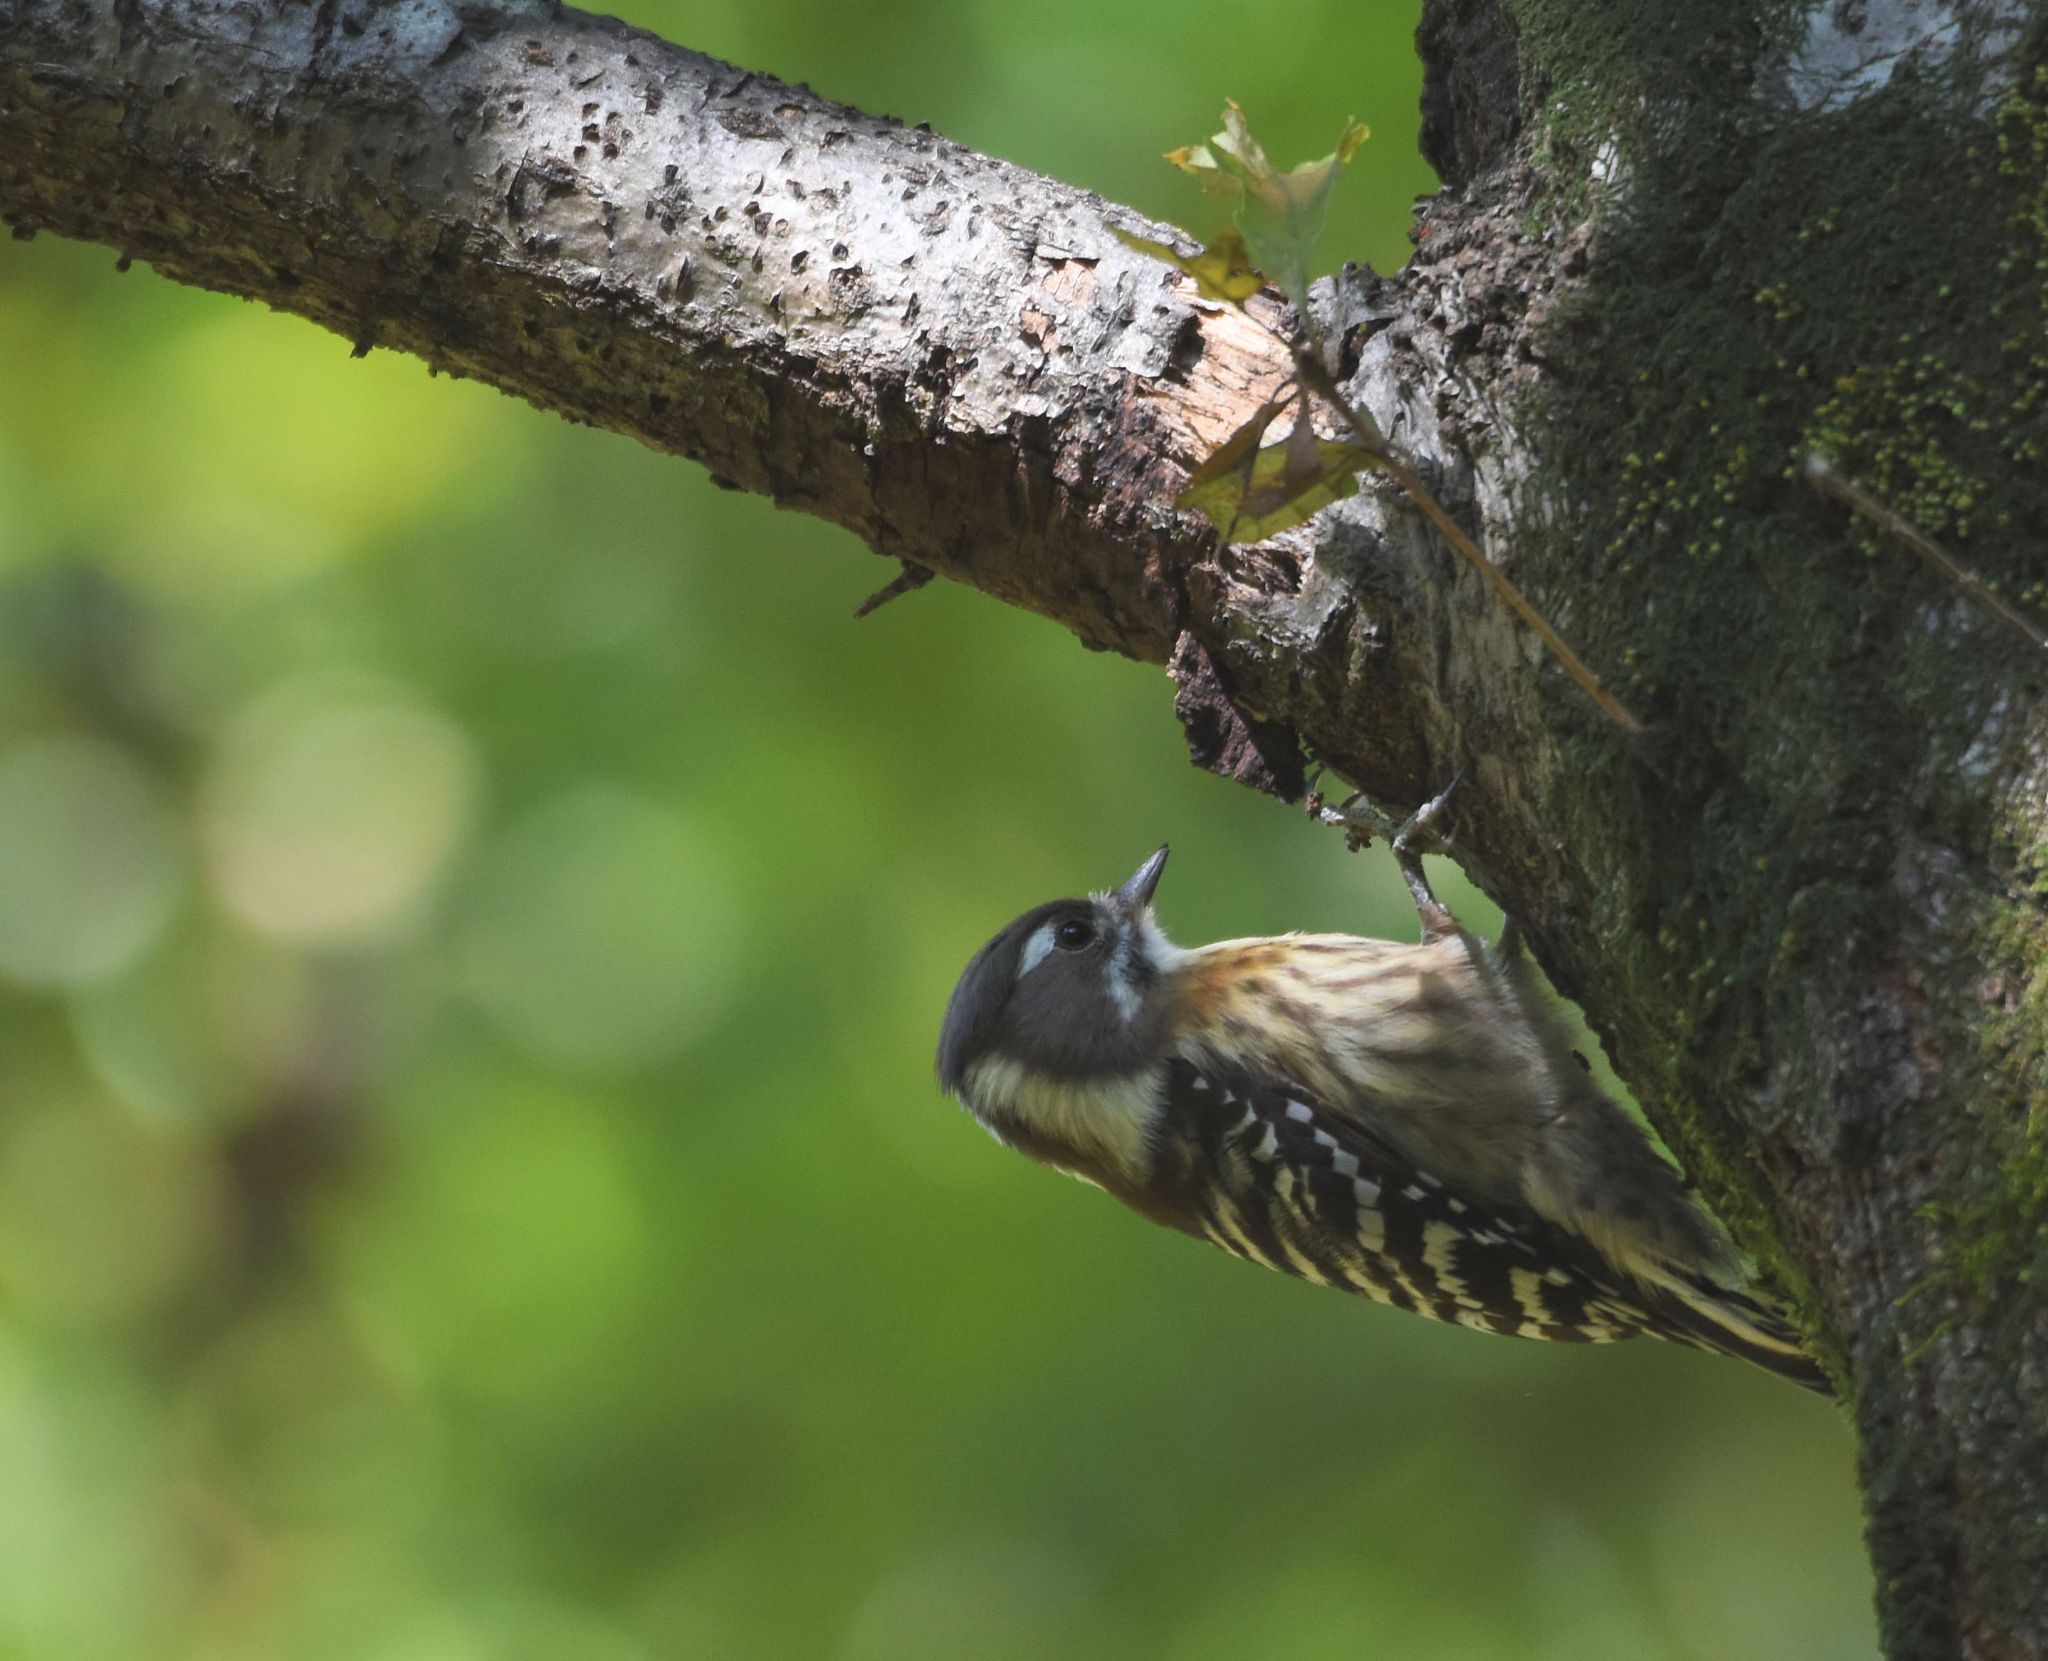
[853,561,934,618]
[1293,349,1646,736]
[1805,455,2048,651]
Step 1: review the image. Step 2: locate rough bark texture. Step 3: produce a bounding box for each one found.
[4,1,2047,1656]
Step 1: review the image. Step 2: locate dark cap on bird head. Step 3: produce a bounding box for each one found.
[934,846,1171,1095]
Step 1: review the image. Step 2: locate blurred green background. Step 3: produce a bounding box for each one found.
[0,1,1872,1657]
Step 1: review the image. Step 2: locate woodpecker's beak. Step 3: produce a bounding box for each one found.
[1115,845,1169,909]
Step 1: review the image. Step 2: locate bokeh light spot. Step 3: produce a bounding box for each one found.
[0,733,184,987]
[0,1101,224,1326]
[339,1077,654,1406]
[201,675,479,945]
[459,789,739,1071]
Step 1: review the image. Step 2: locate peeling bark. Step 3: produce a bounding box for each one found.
[4,2,2047,1656]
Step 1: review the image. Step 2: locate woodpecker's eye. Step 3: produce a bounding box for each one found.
[1053,918,1096,952]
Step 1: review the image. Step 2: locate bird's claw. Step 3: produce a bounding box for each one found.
[1321,776,1464,943]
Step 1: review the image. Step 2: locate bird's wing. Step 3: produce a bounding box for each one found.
[1154,1056,1657,1344]
[1169,932,1551,1205]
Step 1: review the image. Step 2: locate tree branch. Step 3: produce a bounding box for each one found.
[8,3,2048,1656]
[1,0,1292,656]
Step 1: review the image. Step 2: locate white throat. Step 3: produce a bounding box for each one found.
[959,1053,1165,1188]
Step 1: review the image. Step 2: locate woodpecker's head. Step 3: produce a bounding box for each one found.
[936,847,1179,1107]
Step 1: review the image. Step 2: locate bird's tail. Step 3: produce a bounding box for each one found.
[1639,1268,1834,1396]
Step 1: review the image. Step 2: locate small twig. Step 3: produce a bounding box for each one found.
[1804,455,2048,651]
[853,559,934,619]
[1290,346,1645,736]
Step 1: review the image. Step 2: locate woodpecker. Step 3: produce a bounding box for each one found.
[935,843,1830,1395]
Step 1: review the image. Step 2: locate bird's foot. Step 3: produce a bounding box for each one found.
[1321,776,1462,942]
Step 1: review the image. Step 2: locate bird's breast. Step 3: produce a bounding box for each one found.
[957,1052,1166,1196]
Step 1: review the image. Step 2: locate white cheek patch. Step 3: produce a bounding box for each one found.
[1104,948,1142,1023]
[1017,921,1060,978]
[1019,906,1166,1022]
[1106,901,1174,1024]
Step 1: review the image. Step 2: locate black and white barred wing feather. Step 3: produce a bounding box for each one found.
[1152,1059,1830,1392]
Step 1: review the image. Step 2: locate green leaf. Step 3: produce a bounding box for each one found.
[1180,399,1289,499]
[1178,413,1378,542]
[1110,225,1266,303]
[1166,102,1368,308]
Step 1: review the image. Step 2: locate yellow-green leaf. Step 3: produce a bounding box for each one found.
[1165,103,1369,308]
[1181,400,1289,497]
[1109,225,1266,304]
[1178,422,1379,542]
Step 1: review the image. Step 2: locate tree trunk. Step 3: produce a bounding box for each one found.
[3,2,2044,1654]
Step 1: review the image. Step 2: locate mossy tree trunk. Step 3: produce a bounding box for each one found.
[3,1,2045,1654]
[1412,10,2048,1659]
[1425,6,2048,1654]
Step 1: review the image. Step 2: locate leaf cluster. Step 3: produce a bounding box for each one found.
[1113,104,1378,542]
[1113,102,1643,733]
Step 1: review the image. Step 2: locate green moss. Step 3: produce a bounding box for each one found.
[1503,0,1813,228]
[1797,69,2048,611]
[1923,852,2048,1304]
[1497,14,2048,1337]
